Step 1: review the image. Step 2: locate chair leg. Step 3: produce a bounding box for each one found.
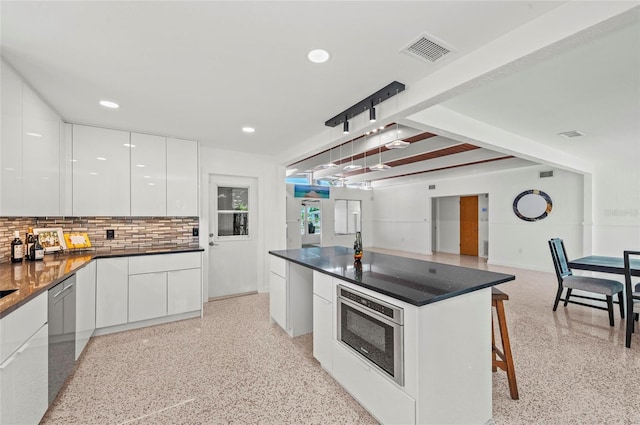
[494,299,519,400]
[626,307,634,348]
[618,292,625,319]
[491,316,497,372]
[553,286,563,311]
[563,288,572,307]
[606,295,614,327]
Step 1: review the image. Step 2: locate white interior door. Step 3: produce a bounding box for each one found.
[208,175,258,299]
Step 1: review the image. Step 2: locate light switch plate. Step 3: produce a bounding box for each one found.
[106,229,115,240]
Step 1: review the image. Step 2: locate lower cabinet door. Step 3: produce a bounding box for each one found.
[167,268,201,315]
[96,258,129,328]
[0,324,48,425]
[269,271,287,330]
[332,341,416,425]
[312,294,333,372]
[129,272,167,322]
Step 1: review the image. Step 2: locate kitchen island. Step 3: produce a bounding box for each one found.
[268,246,515,425]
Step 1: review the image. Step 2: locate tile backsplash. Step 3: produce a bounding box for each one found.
[0,217,199,263]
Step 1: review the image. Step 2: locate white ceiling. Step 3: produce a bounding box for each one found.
[1,1,638,184]
[1,1,562,156]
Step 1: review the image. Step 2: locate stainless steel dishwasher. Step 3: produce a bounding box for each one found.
[48,274,76,404]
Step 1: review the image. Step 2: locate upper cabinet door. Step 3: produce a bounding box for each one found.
[22,84,61,216]
[72,125,130,216]
[130,133,166,216]
[166,138,198,216]
[0,61,24,215]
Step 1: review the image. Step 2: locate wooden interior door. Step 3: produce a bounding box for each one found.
[460,196,479,256]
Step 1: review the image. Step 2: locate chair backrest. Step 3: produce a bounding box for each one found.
[623,250,640,298]
[548,238,572,281]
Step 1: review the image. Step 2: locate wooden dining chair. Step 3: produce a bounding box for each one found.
[548,238,624,326]
[623,250,640,348]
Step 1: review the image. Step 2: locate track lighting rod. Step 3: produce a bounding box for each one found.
[324,81,405,128]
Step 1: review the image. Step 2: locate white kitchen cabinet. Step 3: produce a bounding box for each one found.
[131,132,167,216]
[0,60,24,215]
[128,252,201,323]
[268,256,313,337]
[269,271,287,329]
[96,258,129,328]
[313,295,333,370]
[72,124,130,216]
[0,292,49,425]
[332,341,415,425]
[312,271,334,371]
[129,272,167,322]
[0,324,49,425]
[0,59,63,216]
[168,268,202,315]
[166,137,198,216]
[76,260,96,360]
[22,83,61,216]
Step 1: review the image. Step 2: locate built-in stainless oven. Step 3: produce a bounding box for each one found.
[337,285,404,386]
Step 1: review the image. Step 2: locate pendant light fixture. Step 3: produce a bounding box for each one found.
[385,89,410,149]
[369,125,391,171]
[344,109,366,172]
[322,127,338,169]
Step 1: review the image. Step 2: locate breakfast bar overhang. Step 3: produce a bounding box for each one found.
[268,246,516,425]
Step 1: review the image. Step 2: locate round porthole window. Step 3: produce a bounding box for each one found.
[513,190,552,222]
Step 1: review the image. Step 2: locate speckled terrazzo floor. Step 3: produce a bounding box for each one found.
[41,251,640,425]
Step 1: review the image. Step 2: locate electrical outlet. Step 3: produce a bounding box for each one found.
[192,227,199,237]
[106,229,115,240]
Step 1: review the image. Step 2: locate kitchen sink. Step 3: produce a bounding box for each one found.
[0,289,18,299]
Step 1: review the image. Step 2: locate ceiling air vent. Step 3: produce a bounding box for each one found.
[402,33,453,63]
[539,170,554,178]
[558,130,584,138]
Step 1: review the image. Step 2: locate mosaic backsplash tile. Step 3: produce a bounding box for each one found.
[0,217,199,263]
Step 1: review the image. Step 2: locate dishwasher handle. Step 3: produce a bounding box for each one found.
[53,282,74,298]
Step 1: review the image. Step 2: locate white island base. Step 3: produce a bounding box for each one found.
[270,255,494,425]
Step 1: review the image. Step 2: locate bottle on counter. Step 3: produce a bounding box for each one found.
[354,231,363,261]
[26,227,35,261]
[30,231,45,261]
[11,231,24,263]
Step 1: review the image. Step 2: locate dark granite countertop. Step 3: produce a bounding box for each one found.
[269,246,515,306]
[0,244,204,318]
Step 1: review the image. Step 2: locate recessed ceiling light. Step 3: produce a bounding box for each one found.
[242,127,255,133]
[99,100,119,109]
[307,49,330,63]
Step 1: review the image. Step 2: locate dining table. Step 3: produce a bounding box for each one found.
[568,255,640,277]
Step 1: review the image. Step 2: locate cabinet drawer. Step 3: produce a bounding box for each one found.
[129,252,201,275]
[312,271,334,301]
[332,341,415,425]
[270,256,286,278]
[0,292,47,364]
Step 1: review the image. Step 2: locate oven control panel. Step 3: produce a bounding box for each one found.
[339,286,403,324]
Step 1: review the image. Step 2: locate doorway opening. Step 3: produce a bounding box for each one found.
[301,200,321,247]
[431,194,489,257]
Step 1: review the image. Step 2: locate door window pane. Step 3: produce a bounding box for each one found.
[217,186,249,237]
[335,200,361,234]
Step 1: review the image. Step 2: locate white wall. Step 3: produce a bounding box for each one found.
[285,186,373,249]
[435,196,460,254]
[372,165,585,271]
[199,146,283,299]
